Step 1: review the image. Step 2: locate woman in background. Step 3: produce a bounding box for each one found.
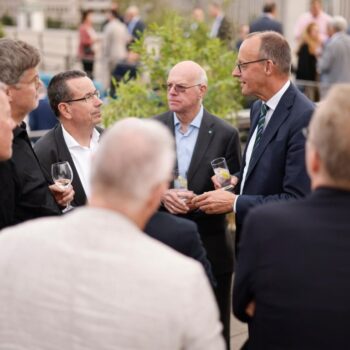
[78,10,97,79]
[295,22,322,101]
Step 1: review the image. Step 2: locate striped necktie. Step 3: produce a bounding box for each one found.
[253,103,269,150]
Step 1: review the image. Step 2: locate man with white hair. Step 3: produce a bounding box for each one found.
[155,60,241,349]
[0,118,225,350]
[124,5,145,41]
[318,16,350,96]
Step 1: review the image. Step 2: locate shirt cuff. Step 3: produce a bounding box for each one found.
[233,195,239,213]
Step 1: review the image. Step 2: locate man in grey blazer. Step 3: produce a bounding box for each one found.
[318,16,350,96]
[34,70,103,207]
[154,60,241,349]
[0,118,225,349]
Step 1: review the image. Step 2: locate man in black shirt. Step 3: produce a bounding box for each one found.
[0,39,74,230]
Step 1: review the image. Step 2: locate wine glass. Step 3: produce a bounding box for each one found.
[51,161,74,213]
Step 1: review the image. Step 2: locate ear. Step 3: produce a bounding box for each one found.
[306,141,321,179]
[264,59,274,76]
[58,102,72,120]
[6,86,14,103]
[199,84,208,98]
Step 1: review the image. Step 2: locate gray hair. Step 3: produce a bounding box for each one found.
[47,70,87,116]
[248,31,291,75]
[0,39,40,85]
[329,16,348,33]
[91,118,175,209]
[310,84,350,183]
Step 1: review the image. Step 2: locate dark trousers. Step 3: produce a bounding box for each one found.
[214,272,233,350]
[82,59,94,80]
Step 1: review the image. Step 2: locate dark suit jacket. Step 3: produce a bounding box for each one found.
[233,187,350,349]
[131,19,145,40]
[34,124,103,207]
[235,83,314,242]
[154,109,241,274]
[145,211,216,287]
[217,16,233,48]
[249,14,283,34]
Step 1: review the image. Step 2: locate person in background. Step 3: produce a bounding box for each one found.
[78,9,97,79]
[235,24,249,50]
[294,0,331,44]
[295,22,322,101]
[208,1,233,49]
[0,118,225,350]
[124,5,146,42]
[318,16,350,97]
[233,83,350,349]
[249,1,283,34]
[0,39,73,230]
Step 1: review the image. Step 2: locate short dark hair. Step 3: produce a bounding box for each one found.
[81,9,93,23]
[48,70,87,116]
[0,39,40,85]
[263,2,276,13]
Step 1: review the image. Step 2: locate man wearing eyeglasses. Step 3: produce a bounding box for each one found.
[193,31,314,249]
[154,60,242,349]
[0,39,74,230]
[34,70,103,207]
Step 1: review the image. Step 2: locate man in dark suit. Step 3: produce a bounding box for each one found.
[249,2,283,34]
[145,211,216,287]
[233,83,350,349]
[34,70,103,207]
[209,1,233,48]
[125,5,145,41]
[154,60,241,349]
[194,31,314,246]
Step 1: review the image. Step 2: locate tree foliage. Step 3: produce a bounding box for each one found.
[102,13,243,128]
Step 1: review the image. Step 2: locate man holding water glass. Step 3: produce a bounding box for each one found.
[155,60,241,349]
[0,39,74,229]
[34,70,103,207]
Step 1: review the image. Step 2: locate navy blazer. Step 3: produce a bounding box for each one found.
[249,15,283,34]
[145,211,216,287]
[235,83,314,242]
[233,187,350,349]
[155,109,241,274]
[34,123,103,207]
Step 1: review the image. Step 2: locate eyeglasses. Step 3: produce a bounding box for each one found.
[63,90,100,103]
[235,58,269,73]
[167,83,202,94]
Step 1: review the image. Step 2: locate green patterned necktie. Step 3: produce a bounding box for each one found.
[253,103,269,150]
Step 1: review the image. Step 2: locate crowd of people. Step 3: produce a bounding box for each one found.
[1,0,350,349]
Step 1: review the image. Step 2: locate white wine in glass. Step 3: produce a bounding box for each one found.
[51,161,74,213]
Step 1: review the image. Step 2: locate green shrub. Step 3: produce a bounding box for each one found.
[102,13,243,128]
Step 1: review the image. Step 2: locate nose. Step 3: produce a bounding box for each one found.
[232,65,240,78]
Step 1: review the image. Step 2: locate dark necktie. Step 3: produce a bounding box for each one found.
[253,103,269,150]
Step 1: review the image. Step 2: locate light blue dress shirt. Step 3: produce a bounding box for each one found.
[174,106,204,178]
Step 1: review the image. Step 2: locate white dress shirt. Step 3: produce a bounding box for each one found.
[62,126,100,198]
[234,80,291,212]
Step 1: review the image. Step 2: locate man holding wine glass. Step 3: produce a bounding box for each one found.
[34,70,103,207]
[0,39,74,229]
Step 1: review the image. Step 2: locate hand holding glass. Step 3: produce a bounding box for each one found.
[211,157,231,187]
[51,161,74,213]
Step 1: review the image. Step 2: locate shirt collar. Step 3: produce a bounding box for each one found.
[62,124,100,150]
[173,105,204,129]
[265,80,290,112]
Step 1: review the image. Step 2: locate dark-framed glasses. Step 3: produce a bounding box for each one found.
[167,83,202,94]
[63,90,100,103]
[235,58,269,73]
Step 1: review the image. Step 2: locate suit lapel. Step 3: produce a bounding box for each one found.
[187,110,214,183]
[54,124,87,206]
[245,84,296,180]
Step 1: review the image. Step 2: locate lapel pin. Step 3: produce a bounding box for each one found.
[208,130,212,134]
